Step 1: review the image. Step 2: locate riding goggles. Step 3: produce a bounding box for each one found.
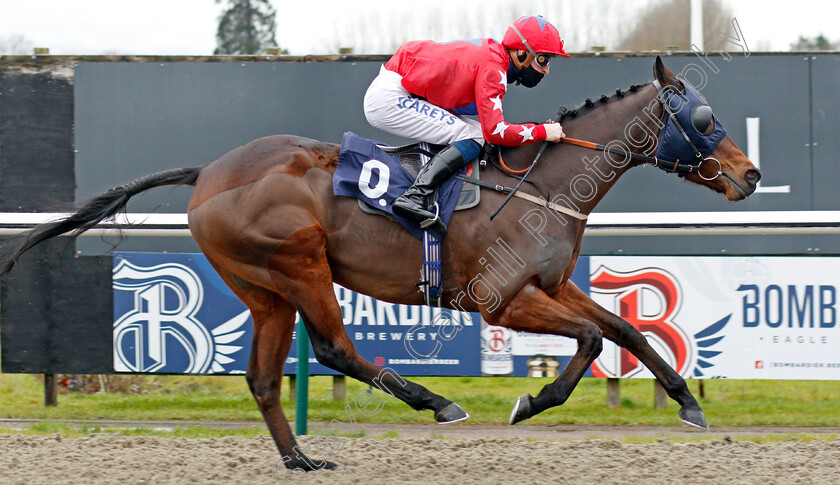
[533,53,552,68]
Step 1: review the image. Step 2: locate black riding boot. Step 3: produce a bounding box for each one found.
[392,144,467,235]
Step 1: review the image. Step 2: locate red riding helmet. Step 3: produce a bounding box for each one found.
[502,15,570,58]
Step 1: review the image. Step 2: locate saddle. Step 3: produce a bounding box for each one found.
[332,132,487,306]
[356,142,481,219]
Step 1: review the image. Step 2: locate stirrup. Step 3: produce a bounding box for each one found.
[419,202,441,229]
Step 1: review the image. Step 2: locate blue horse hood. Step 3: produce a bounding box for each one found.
[654,79,727,165]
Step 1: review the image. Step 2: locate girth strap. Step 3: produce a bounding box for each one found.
[419,231,442,307]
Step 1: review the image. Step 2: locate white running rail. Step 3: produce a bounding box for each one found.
[1,211,840,237]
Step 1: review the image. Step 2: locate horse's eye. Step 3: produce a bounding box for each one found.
[691,104,715,135]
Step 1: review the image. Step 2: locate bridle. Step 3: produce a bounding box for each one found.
[499,81,725,182]
[559,138,723,182]
[563,81,723,181]
[490,80,727,219]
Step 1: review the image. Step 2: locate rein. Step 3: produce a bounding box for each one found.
[496,82,726,182]
[559,137,722,181]
[497,152,530,175]
[470,81,728,221]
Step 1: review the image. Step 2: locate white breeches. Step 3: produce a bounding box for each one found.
[363,65,484,145]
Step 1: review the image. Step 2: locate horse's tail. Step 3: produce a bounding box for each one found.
[0,165,204,277]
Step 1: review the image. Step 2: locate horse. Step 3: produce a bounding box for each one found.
[0,56,760,471]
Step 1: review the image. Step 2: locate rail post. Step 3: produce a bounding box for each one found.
[288,375,296,402]
[606,378,620,408]
[44,373,57,407]
[333,375,346,401]
[654,380,667,409]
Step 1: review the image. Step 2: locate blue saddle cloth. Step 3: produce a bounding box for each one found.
[332,131,466,240]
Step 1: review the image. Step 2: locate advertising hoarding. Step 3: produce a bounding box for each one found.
[113,252,840,379]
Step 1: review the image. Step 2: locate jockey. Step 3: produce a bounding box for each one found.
[364,15,570,234]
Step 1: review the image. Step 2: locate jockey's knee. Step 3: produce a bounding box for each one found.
[451,139,482,161]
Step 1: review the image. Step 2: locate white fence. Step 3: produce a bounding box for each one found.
[2,211,840,237]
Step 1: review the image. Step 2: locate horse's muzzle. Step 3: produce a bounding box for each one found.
[740,167,762,197]
[744,168,761,187]
[720,166,761,200]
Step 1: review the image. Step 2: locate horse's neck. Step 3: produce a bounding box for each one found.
[524,86,662,215]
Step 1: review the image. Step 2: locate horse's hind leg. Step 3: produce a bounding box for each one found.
[486,282,604,425]
[269,225,468,423]
[207,259,336,472]
[549,282,707,429]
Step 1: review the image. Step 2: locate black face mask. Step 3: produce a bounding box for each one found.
[515,65,544,88]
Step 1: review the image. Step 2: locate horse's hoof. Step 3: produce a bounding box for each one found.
[435,402,469,424]
[679,406,709,430]
[275,458,338,478]
[509,393,533,425]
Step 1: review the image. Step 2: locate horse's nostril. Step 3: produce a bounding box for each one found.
[745,168,761,185]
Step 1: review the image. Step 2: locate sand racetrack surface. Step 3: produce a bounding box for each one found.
[1,432,839,484]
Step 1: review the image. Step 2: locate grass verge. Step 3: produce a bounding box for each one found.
[1,374,840,428]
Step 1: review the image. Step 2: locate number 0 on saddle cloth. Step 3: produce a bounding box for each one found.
[332,131,472,240]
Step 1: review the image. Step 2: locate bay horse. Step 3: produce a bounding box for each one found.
[1,57,759,471]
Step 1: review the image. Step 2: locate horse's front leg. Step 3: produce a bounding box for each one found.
[545,281,707,429]
[484,281,605,424]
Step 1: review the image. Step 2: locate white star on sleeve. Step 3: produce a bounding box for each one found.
[489,94,503,112]
[519,126,534,143]
[492,121,509,138]
[497,70,507,92]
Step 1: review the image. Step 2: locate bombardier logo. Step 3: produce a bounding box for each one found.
[589,266,727,378]
[113,259,249,374]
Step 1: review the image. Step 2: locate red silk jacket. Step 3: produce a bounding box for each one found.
[385,38,547,146]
